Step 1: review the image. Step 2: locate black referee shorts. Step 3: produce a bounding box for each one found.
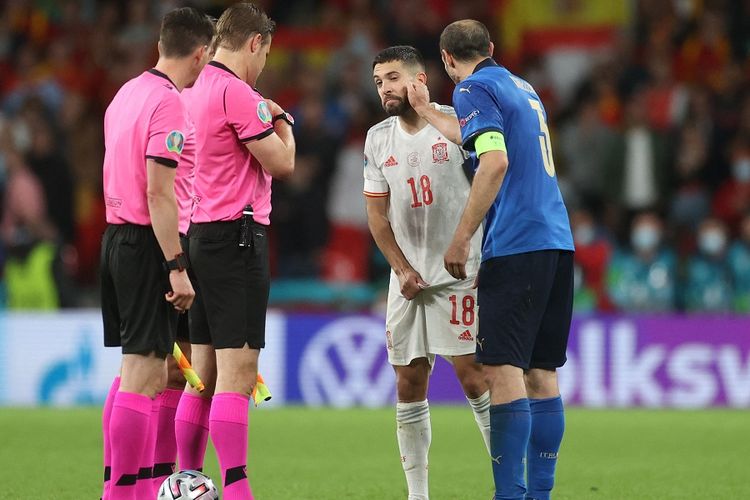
[100,224,179,358]
[476,249,574,370]
[187,220,270,350]
[176,235,191,342]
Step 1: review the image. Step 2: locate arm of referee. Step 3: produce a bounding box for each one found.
[147,160,195,311]
[245,99,295,180]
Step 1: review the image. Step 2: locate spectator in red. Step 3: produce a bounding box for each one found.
[713,134,750,233]
[675,7,731,90]
[570,208,614,311]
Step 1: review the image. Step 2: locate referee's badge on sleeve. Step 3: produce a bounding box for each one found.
[165,130,185,154]
[257,101,272,124]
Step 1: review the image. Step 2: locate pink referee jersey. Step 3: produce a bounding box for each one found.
[176,88,197,235]
[103,69,187,226]
[189,61,274,225]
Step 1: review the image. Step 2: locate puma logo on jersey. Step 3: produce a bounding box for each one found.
[459,85,472,93]
[384,155,399,167]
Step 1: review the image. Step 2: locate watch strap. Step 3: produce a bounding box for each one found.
[164,252,189,272]
[272,112,294,126]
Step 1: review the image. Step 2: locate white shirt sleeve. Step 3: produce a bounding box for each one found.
[363,133,389,197]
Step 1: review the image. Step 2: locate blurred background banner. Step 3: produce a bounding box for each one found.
[2,311,748,409]
[0,0,749,315]
[559,316,750,408]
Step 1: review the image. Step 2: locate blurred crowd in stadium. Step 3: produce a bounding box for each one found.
[0,0,748,312]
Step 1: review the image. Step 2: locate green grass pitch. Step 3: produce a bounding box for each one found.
[0,407,748,499]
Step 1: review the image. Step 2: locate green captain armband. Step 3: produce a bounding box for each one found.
[474,131,506,156]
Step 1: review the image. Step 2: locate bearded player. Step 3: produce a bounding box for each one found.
[364,45,491,500]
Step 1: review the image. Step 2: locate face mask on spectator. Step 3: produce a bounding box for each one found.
[574,225,595,246]
[12,119,31,153]
[699,229,726,256]
[733,159,750,183]
[632,226,660,252]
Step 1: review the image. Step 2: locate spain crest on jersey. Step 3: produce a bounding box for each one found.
[432,142,449,163]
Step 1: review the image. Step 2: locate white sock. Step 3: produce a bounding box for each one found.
[467,390,491,455]
[396,400,431,500]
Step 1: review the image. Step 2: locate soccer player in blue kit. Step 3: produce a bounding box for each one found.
[438,19,575,500]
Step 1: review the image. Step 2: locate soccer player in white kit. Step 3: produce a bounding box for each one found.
[365,46,491,500]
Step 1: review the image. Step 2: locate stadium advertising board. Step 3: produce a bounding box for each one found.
[0,311,286,407]
[0,312,748,408]
[560,316,750,408]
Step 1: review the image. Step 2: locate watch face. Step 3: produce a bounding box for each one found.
[285,112,295,125]
[177,254,189,269]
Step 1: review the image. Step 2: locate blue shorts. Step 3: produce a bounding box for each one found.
[476,250,574,370]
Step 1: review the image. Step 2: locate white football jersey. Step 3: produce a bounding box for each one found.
[363,106,482,287]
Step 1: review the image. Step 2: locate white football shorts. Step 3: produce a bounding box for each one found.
[385,273,478,366]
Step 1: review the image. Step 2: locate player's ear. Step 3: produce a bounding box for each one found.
[417,72,427,85]
[488,42,495,57]
[194,45,206,65]
[248,33,263,54]
[440,49,453,68]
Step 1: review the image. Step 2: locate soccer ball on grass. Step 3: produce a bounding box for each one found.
[157,470,219,499]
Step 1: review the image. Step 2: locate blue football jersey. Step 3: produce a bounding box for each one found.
[453,58,574,261]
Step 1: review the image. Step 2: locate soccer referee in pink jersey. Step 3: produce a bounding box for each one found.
[99,8,213,500]
[173,3,295,499]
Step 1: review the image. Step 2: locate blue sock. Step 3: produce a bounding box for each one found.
[490,398,530,500]
[526,396,565,500]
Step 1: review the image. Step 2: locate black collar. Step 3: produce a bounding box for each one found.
[147,68,177,87]
[208,60,240,79]
[472,58,499,74]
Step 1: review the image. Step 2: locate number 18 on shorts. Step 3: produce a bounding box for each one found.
[385,275,478,366]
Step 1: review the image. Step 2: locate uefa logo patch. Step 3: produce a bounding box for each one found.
[257,101,272,124]
[165,130,185,154]
[407,152,421,167]
[459,109,480,127]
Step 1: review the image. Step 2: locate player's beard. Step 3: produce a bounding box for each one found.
[383,96,410,117]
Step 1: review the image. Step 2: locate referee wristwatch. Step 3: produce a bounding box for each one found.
[164,252,189,272]
[272,112,294,127]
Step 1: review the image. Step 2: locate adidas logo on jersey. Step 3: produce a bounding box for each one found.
[458,330,474,341]
[384,155,399,167]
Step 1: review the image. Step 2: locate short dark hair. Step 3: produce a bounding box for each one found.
[215,2,275,51]
[159,7,215,58]
[439,19,491,62]
[372,45,425,70]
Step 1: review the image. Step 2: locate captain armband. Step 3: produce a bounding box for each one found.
[474,131,507,156]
